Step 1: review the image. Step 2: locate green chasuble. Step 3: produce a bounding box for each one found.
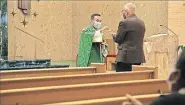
[77,24,103,67]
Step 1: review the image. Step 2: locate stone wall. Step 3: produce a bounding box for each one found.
[168,1,185,45]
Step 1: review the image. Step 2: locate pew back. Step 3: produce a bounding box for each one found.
[0,79,169,105]
[1,70,154,90]
[0,67,96,79]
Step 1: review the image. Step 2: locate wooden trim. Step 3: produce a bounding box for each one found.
[132,66,156,71]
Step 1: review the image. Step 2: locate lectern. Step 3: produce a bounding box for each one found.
[143,34,179,79]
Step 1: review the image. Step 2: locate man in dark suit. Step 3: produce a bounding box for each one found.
[112,3,145,72]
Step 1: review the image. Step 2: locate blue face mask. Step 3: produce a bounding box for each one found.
[94,21,102,29]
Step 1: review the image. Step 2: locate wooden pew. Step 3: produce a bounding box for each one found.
[0,79,169,105]
[132,66,159,78]
[1,70,155,90]
[45,93,162,105]
[132,66,157,71]
[0,67,96,79]
[91,63,106,73]
[110,62,157,71]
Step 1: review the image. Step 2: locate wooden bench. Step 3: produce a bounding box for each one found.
[0,67,96,79]
[132,66,157,71]
[91,63,106,73]
[1,70,156,90]
[0,79,169,105]
[110,63,158,75]
[106,54,158,72]
[132,66,159,78]
[45,93,162,105]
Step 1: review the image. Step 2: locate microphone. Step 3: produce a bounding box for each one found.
[160,25,177,35]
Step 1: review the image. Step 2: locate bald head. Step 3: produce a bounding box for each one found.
[122,3,136,19]
[124,3,136,13]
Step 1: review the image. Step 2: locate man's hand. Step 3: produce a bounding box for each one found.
[122,94,143,105]
[108,29,116,37]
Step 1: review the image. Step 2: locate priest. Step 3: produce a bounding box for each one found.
[77,13,108,67]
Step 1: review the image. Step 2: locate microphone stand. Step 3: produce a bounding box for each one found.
[160,25,177,36]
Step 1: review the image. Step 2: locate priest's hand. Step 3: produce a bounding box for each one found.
[100,26,109,32]
[100,26,116,36]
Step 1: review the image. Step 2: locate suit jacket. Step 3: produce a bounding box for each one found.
[113,14,145,63]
